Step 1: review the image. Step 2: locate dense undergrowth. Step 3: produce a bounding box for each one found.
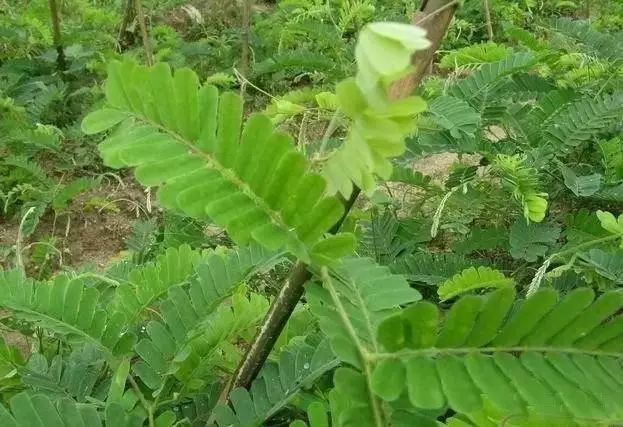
[1,0,623,426]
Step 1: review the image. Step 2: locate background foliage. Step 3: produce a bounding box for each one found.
[1,0,623,426]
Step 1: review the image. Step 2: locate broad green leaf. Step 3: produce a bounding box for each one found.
[81,109,129,134]
[597,210,623,237]
[509,220,560,262]
[371,359,405,401]
[559,163,602,197]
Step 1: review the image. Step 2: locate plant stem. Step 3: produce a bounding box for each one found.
[390,0,460,98]
[240,0,252,79]
[48,0,66,72]
[117,0,136,50]
[129,375,154,427]
[550,235,620,261]
[228,0,457,402]
[228,187,361,392]
[481,0,494,41]
[323,269,384,427]
[134,0,153,66]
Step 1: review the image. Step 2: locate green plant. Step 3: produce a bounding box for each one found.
[1,2,623,426]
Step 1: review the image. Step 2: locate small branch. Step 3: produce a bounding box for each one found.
[227,187,361,393]
[481,0,494,41]
[239,0,253,79]
[48,0,66,72]
[134,0,153,66]
[117,0,136,50]
[390,0,460,98]
[414,0,461,26]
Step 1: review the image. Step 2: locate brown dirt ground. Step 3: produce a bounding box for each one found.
[0,177,152,272]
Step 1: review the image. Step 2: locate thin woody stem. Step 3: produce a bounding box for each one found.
[134,0,154,66]
[228,187,361,392]
[48,0,66,71]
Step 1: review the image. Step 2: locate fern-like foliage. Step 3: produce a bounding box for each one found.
[0,393,102,427]
[448,53,535,104]
[110,244,204,324]
[358,210,417,265]
[111,244,278,326]
[453,227,508,255]
[439,42,513,70]
[308,258,421,367]
[427,96,481,138]
[552,18,623,60]
[541,93,623,153]
[370,286,623,426]
[20,346,104,402]
[131,245,279,391]
[599,137,623,184]
[0,269,135,360]
[214,336,338,426]
[305,258,422,426]
[391,252,481,286]
[388,166,438,191]
[437,266,514,301]
[82,60,354,264]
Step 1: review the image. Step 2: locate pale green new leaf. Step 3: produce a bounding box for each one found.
[438,266,515,301]
[597,210,623,237]
[322,23,430,198]
[494,154,548,222]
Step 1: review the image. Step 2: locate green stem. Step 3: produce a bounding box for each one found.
[48,0,66,71]
[227,186,361,392]
[134,0,153,66]
[323,269,385,427]
[550,235,620,261]
[129,375,154,427]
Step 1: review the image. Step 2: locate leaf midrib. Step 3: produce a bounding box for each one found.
[124,111,303,250]
[369,346,623,361]
[5,303,114,361]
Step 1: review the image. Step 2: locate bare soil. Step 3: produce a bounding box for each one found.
[0,177,152,273]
